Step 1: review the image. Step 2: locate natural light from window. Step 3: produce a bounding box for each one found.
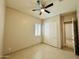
[35,24,41,36]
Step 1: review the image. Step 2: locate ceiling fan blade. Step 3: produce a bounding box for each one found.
[32,9,40,11]
[39,12,42,15]
[45,3,53,8]
[32,9,36,11]
[45,10,50,13]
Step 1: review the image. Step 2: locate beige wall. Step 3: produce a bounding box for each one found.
[63,13,76,22]
[43,15,61,48]
[4,8,42,54]
[0,0,5,58]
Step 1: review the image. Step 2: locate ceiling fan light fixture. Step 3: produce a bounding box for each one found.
[41,9,44,12]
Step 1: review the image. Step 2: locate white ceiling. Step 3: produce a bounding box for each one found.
[6,0,77,19]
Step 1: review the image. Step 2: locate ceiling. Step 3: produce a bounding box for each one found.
[6,0,77,19]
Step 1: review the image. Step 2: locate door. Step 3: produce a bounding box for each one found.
[64,22,74,50]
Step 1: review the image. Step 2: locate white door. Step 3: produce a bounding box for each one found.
[64,23,74,49]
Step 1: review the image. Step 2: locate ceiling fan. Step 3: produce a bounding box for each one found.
[32,0,54,15]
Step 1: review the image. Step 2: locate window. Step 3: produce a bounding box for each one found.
[35,24,41,36]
